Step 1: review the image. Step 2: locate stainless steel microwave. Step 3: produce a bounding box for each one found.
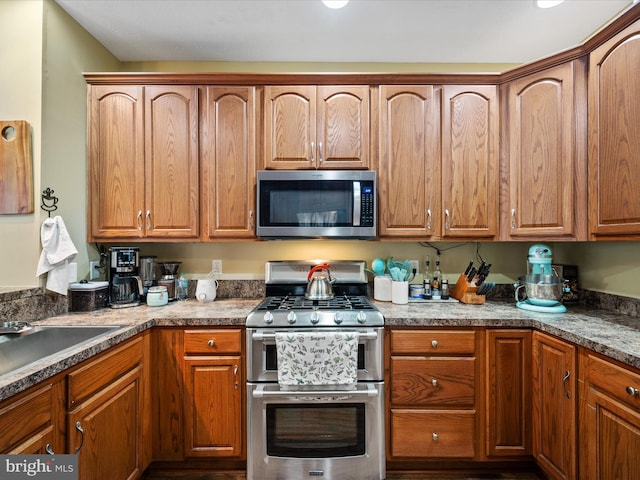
[256,170,376,239]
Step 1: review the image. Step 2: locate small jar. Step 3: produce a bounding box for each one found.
[146,286,168,307]
[441,279,450,300]
[409,284,424,299]
[423,279,432,299]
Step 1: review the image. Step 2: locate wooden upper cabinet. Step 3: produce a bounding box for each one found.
[502,61,587,240]
[88,85,145,239]
[201,86,257,239]
[378,85,440,238]
[588,18,640,239]
[88,85,199,240]
[441,85,499,239]
[145,86,199,239]
[264,85,369,169]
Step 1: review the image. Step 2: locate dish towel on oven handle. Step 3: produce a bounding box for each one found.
[275,331,359,388]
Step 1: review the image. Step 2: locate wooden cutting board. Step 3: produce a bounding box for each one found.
[0,120,34,214]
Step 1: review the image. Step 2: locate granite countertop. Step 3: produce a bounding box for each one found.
[1,297,639,402]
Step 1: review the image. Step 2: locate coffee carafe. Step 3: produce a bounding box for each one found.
[158,261,181,301]
[140,255,157,297]
[108,247,143,308]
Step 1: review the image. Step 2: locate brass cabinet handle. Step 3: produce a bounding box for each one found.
[318,141,323,163]
[137,210,143,230]
[626,386,639,397]
[310,141,315,163]
[207,339,215,347]
[74,421,85,455]
[562,370,571,399]
[249,210,254,230]
[426,208,432,231]
[432,433,439,441]
[146,210,152,230]
[444,209,450,230]
[431,378,438,387]
[511,208,516,230]
[431,340,438,348]
[45,444,55,455]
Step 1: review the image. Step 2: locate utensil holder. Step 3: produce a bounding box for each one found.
[450,273,486,305]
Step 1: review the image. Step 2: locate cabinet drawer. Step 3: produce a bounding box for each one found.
[391,330,476,355]
[68,336,143,408]
[0,384,53,452]
[588,354,640,409]
[184,329,242,355]
[391,357,475,406]
[390,409,475,458]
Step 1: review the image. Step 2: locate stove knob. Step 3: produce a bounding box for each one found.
[334,312,343,324]
[263,312,274,324]
[356,311,367,324]
[310,311,320,324]
[287,311,297,324]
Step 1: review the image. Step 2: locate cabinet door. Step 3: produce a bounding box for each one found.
[532,332,576,480]
[264,86,316,169]
[68,367,144,480]
[145,85,199,238]
[441,85,498,239]
[588,19,640,238]
[486,329,531,458]
[378,85,440,237]
[88,85,145,240]
[201,86,256,239]
[183,356,243,457]
[504,61,586,240]
[317,86,370,169]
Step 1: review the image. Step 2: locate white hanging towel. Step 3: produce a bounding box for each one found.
[36,215,78,295]
[275,331,359,387]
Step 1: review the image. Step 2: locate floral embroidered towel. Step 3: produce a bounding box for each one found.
[275,331,359,387]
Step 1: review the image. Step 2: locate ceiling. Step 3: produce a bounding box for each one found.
[55,0,635,65]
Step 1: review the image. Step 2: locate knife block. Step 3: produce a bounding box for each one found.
[450,273,486,305]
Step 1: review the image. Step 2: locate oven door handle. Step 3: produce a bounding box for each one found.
[251,330,378,341]
[252,383,379,398]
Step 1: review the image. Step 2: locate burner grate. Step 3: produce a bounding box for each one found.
[256,295,375,311]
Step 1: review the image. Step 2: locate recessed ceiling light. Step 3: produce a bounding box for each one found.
[536,0,565,8]
[322,0,349,9]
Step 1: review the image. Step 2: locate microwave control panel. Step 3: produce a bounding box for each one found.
[361,184,374,226]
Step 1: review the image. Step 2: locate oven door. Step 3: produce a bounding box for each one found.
[246,327,384,383]
[247,382,385,480]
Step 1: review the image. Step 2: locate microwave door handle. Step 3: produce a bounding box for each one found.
[353,181,361,226]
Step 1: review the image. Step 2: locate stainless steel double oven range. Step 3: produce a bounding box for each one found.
[246,261,385,480]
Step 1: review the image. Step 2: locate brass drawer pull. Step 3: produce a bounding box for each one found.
[626,386,639,397]
[207,339,215,347]
[431,340,438,348]
[431,378,438,387]
[432,432,439,441]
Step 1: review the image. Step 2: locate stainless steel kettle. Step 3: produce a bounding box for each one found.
[305,263,336,300]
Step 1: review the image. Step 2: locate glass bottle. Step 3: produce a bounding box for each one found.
[423,256,432,299]
[432,256,442,299]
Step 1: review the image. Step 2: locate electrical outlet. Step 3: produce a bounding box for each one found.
[89,261,100,280]
[211,259,223,275]
[409,259,419,274]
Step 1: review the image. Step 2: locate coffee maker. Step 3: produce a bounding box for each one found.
[108,247,143,308]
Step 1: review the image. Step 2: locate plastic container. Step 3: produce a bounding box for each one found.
[176,273,188,301]
[68,281,109,312]
[146,286,168,307]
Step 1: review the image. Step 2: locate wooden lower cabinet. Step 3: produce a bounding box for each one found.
[182,329,244,458]
[486,329,532,458]
[388,329,479,460]
[580,351,640,479]
[0,381,65,454]
[532,331,577,480]
[67,334,150,480]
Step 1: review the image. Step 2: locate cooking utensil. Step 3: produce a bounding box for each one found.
[305,263,336,300]
[371,258,386,275]
[0,120,33,214]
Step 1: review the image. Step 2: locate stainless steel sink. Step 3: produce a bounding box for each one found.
[0,325,121,378]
